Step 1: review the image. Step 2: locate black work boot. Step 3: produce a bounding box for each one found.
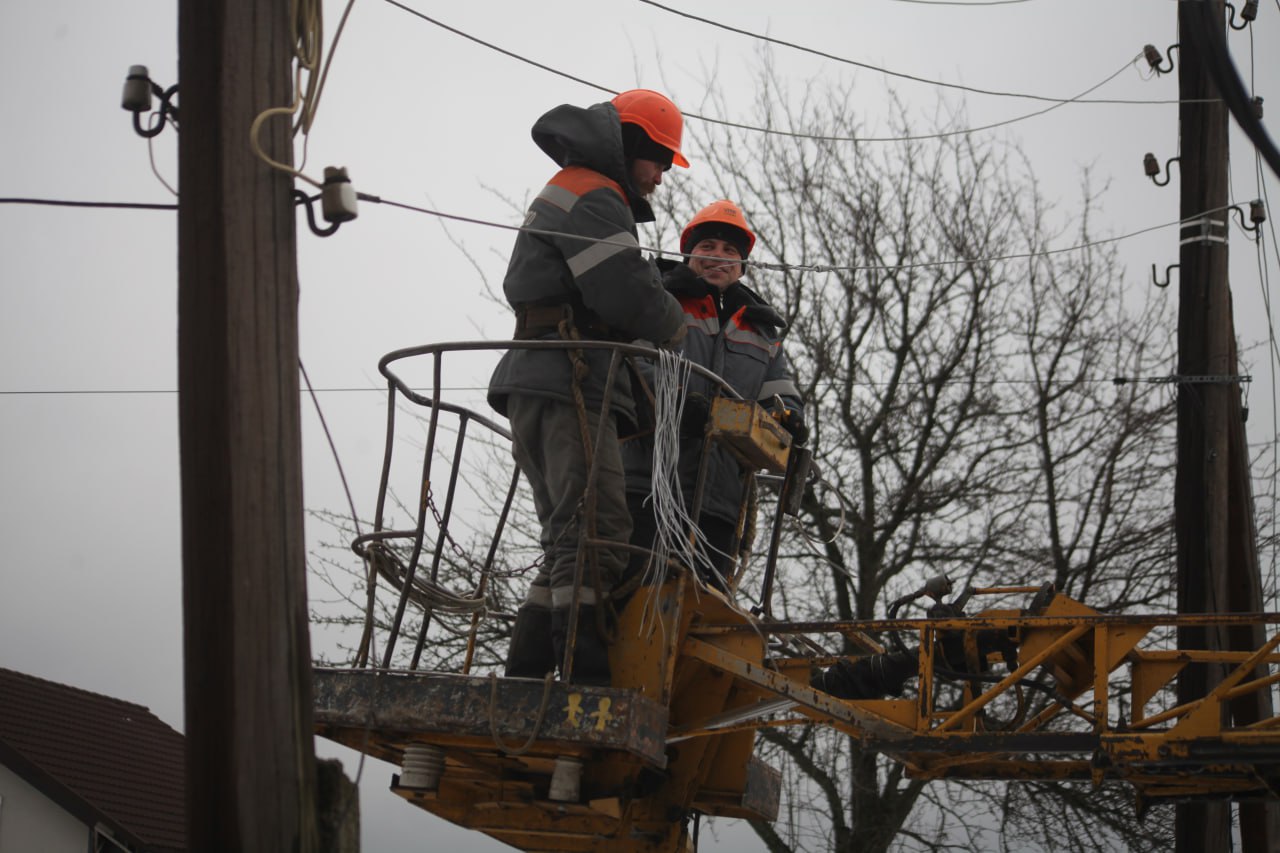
[551,606,612,686]
[504,605,556,678]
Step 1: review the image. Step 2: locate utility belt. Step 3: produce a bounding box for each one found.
[513,302,619,341]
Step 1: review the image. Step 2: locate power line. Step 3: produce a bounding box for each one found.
[891,0,1035,5]
[0,197,177,211]
[0,374,1210,398]
[380,0,612,96]
[358,192,1240,276]
[380,0,1191,149]
[0,189,1238,279]
[636,0,1189,105]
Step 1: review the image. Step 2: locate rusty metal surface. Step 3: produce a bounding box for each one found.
[681,636,913,741]
[393,782,688,852]
[708,397,791,473]
[313,668,668,765]
[695,611,1280,636]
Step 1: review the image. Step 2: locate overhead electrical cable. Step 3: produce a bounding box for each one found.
[147,135,178,197]
[2,374,1195,397]
[380,0,1193,147]
[381,0,612,95]
[636,0,1190,105]
[694,54,1147,144]
[1183,0,1280,179]
[892,0,1034,5]
[0,191,1238,278]
[354,193,1238,275]
[249,0,359,187]
[0,197,177,210]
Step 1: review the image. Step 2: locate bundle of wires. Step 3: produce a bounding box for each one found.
[641,350,720,626]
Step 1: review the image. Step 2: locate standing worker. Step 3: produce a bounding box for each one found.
[624,200,806,590]
[488,89,689,685]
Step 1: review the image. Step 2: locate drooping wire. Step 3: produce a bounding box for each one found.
[689,53,1152,146]
[642,351,693,624]
[1244,25,1280,606]
[0,191,1247,283]
[1254,152,1280,607]
[147,133,178,197]
[636,0,1190,106]
[0,198,177,210]
[249,0,359,188]
[359,193,1243,277]
[301,358,363,538]
[1252,192,1279,606]
[380,0,611,96]
[641,351,728,628]
[381,0,1193,146]
[891,0,1034,4]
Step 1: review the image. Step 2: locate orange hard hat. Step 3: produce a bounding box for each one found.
[680,200,756,257]
[611,89,689,168]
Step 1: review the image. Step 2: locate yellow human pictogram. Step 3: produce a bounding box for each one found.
[589,697,613,731]
[564,693,584,727]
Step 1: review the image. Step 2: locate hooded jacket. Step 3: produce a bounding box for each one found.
[624,270,803,525]
[487,101,684,424]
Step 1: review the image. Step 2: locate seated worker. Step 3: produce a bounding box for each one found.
[623,200,806,592]
[488,89,689,685]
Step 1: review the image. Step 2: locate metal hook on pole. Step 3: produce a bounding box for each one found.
[1151,263,1179,289]
[122,66,179,138]
[293,190,341,237]
[1227,199,1267,236]
[1226,1,1259,30]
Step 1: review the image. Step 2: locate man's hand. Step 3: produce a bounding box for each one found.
[778,409,809,445]
[680,392,711,438]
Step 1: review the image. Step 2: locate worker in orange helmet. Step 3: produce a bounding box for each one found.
[489,89,690,685]
[623,200,806,591]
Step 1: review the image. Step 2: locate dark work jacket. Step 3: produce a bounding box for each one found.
[623,273,803,525]
[487,101,684,426]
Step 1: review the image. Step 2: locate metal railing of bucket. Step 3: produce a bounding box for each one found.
[350,339,751,674]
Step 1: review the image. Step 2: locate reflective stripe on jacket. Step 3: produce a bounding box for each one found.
[488,102,684,423]
[624,278,803,525]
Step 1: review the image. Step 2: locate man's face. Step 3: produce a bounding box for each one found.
[688,238,744,292]
[629,158,668,198]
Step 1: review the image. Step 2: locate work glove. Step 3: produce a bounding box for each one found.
[778,409,809,445]
[680,391,711,439]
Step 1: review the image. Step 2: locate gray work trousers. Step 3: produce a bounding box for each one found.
[506,394,632,609]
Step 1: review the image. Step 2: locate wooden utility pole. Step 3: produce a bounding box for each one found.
[1175,3,1277,850]
[177,1,318,850]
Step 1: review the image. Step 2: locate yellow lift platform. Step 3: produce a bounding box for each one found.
[314,341,1280,852]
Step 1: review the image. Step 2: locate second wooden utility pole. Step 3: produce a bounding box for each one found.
[1174,2,1277,850]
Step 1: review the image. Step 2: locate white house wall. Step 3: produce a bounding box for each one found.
[0,762,88,853]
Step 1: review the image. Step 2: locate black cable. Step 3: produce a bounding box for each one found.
[381,0,1194,150]
[0,197,176,211]
[638,0,1185,106]
[893,0,1034,4]
[1185,0,1280,179]
[380,0,612,96]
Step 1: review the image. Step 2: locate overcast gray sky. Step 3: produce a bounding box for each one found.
[3,1,1279,850]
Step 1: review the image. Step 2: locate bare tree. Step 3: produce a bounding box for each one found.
[309,61,1182,851]
[650,66,1178,852]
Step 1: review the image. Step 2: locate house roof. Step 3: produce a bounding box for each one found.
[0,667,186,852]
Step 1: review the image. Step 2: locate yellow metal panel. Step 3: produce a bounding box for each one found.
[707,397,791,473]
